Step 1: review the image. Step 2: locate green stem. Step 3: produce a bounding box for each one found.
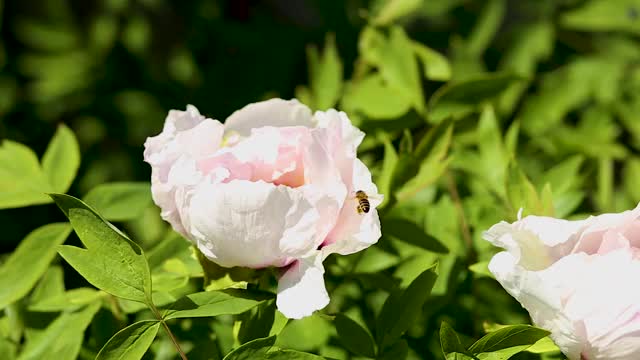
[446,171,475,261]
[150,303,188,360]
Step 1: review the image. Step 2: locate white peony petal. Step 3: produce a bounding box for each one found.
[144,105,224,169]
[571,204,640,255]
[276,255,329,319]
[484,215,587,270]
[313,109,364,159]
[187,180,321,268]
[488,252,584,359]
[223,99,314,137]
[148,156,203,239]
[321,159,382,256]
[144,105,224,239]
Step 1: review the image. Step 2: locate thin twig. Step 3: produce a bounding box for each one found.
[446,171,474,257]
[150,303,188,360]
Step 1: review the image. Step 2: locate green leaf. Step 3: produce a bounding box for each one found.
[0,223,71,309]
[0,336,16,360]
[147,231,191,270]
[334,313,376,357]
[306,33,343,110]
[519,58,623,136]
[428,73,523,123]
[96,320,161,360]
[17,303,100,360]
[378,339,409,360]
[466,0,506,57]
[506,163,542,216]
[476,105,509,197]
[468,261,493,278]
[0,140,52,209]
[238,300,277,345]
[561,0,640,34]
[372,0,423,26]
[51,193,152,304]
[342,74,413,119]
[276,313,332,352]
[623,157,640,202]
[266,349,326,359]
[28,288,105,312]
[412,41,451,81]
[498,22,554,115]
[383,218,449,254]
[469,324,550,359]
[223,336,276,360]
[163,289,272,320]
[82,182,152,221]
[381,26,424,113]
[42,124,80,193]
[30,266,65,305]
[525,336,561,354]
[596,157,614,212]
[376,133,399,208]
[440,322,476,360]
[537,156,584,195]
[354,26,424,114]
[376,266,438,347]
[354,246,399,273]
[396,122,453,201]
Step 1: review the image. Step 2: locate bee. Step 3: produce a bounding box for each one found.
[355,190,370,214]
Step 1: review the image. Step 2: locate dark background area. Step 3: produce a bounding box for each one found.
[0,0,370,251]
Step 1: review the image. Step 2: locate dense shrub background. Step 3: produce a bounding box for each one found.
[2,0,640,359]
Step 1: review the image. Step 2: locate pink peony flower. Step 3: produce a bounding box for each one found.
[144,98,382,319]
[484,206,640,360]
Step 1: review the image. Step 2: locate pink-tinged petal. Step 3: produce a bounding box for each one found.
[150,157,203,239]
[313,109,364,189]
[187,180,321,268]
[221,126,310,187]
[144,105,224,238]
[223,99,313,137]
[276,255,329,319]
[489,244,640,360]
[483,215,587,270]
[144,105,224,169]
[313,109,364,158]
[571,204,640,255]
[197,153,253,183]
[488,251,584,359]
[322,159,382,255]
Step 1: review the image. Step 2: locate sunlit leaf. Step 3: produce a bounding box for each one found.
[0,223,71,309]
[42,124,80,193]
[306,33,343,110]
[428,73,523,123]
[561,0,640,34]
[82,182,152,221]
[17,303,100,360]
[372,0,423,26]
[96,320,161,360]
[377,266,437,347]
[334,313,376,357]
[0,141,52,209]
[223,336,276,360]
[51,194,152,304]
[469,324,550,359]
[163,289,272,320]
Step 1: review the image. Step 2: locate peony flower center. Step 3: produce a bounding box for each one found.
[198,127,309,188]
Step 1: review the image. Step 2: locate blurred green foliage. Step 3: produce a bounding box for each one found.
[2,0,640,359]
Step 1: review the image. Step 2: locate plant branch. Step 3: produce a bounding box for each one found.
[446,171,474,259]
[150,303,188,360]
